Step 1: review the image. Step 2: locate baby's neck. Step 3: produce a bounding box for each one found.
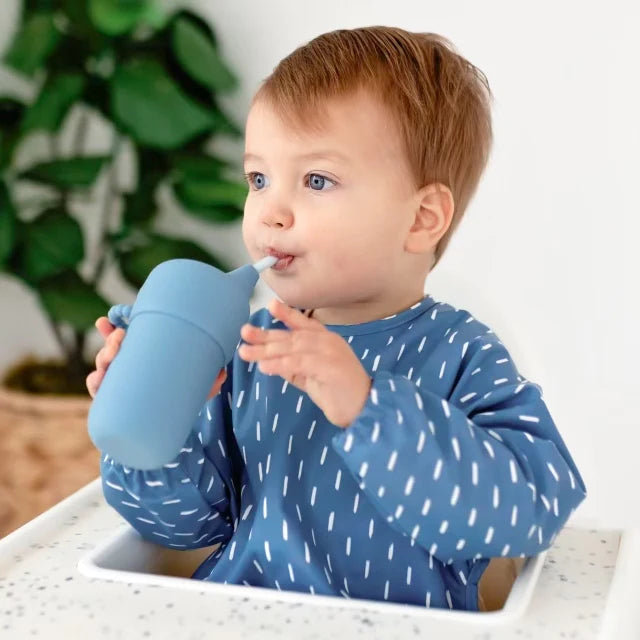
[305,290,427,326]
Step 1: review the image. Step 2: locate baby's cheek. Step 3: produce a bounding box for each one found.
[240,213,256,250]
[326,239,360,269]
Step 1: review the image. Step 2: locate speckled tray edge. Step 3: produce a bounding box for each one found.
[0,477,104,557]
[72,481,547,626]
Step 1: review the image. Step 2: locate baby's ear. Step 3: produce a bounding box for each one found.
[404,183,454,254]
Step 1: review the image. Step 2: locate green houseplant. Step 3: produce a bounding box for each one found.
[0,0,248,396]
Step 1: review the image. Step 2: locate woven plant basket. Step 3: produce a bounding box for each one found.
[0,386,99,539]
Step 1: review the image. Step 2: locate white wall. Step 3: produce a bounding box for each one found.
[1,0,638,529]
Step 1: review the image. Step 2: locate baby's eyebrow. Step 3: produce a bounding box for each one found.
[243,150,351,164]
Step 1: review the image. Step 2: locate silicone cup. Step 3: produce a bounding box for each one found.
[88,256,276,470]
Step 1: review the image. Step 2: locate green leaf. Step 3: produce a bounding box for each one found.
[39,270,110,331]
[118,147,166,227]
[88,0,152,36]
[0,130,19,171]
[178,203,244,224]
[173,176,247,223]
[174,177,248,210]
[59,0,102,40]
[111,59,214,149]
[0,180,18,267]
[18,156,110,189]
[0,98,27,170]
[20,73,86,134]
[0,96,26,129]
[210,104,243,139]
[25,0,57,9]
[20,207,84,281]
[117,232,231,289]
[121,182,157,226]
[171,16,238,93]
[2,12,61,77]
[171,152,232,180]
[140,3,169,29]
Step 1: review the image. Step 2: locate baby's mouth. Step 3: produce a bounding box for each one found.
[264,248,296,271]
[271,255,295,271]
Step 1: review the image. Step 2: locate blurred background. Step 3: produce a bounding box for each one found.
[0,0,638,535]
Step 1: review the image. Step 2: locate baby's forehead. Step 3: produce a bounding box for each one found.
[245,91,406,165]
[249,88,391,128]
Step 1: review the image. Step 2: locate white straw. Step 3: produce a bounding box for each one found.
[252,255,279,272]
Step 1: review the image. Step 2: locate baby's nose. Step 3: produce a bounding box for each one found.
[261,205,294,229]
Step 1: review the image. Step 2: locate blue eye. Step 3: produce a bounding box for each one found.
[243,172,336,192]
[306,174,336,191]
[243,172,268,190]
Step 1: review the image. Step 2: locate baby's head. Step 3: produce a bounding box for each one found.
[242,26,493,324]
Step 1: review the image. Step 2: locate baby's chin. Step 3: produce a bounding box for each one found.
[262,281,318,313]
[268,293,315,312]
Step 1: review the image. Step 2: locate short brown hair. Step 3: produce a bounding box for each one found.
[251,26,493,270]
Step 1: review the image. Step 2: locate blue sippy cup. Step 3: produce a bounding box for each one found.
[87,255,277,470]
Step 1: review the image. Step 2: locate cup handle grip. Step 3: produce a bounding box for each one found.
[108,304,133,330]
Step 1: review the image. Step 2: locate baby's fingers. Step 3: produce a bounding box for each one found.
[95,329,126,370]
[95,316,116,339]
[86,368,106,399]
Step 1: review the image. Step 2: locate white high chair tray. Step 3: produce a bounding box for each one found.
[0,478,633,639]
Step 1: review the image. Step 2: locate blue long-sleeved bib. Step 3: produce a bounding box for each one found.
[100,293,587,611]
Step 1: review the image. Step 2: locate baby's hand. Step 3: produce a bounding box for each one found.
[86,317,126,399]
[85,316,228,400]
[238,299,372,428]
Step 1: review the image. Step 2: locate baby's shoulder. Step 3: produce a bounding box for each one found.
[423,297,535,386]
[419,296,500,349]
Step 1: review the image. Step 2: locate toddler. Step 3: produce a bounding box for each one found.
[87,26,587,611]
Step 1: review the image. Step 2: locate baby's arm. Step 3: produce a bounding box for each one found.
[100,367,241,550]
[331,336,587,565]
